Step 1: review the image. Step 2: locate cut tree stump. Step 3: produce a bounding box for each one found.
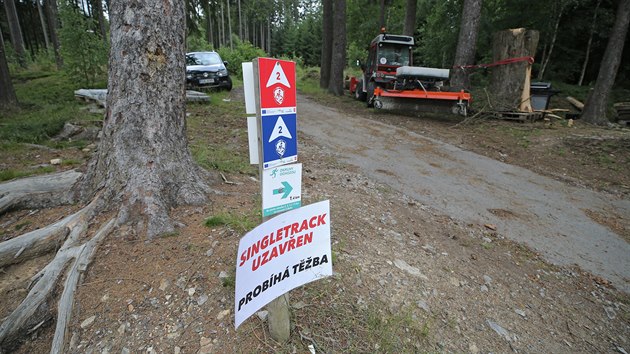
[489,28,539,112]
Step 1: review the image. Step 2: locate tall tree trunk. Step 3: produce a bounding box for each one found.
[451,0,482,90]
[238,0,242,39]
[578,0,602,86]
[93,0,108,44]
[403,0,417,36]
[328,0,346,96]
[582,0,630,125]
[537,2,564,80]
[45,0,63,69]
[379,0,386,29]
[75,0,212,238]
[4,0,27,68]
[244,12,248,43]
[0,27,18,109]
[267,21,271,53]
[220,1,225,47]
[37,0,51,50]
[320,0,333,89]
[227,0,233,49]
[205,0,214,46]
[260,22,264,52]
[490,28,539,111]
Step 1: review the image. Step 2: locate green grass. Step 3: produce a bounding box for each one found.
[204,211,258,234]
[191,144,255,175]
[1,71,103,144]
[0,166,56,182]
[14,221,32,231]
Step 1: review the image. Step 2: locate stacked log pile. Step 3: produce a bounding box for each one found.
[614,102,630,124]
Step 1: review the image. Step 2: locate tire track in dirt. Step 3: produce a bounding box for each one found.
[297,95,630,292]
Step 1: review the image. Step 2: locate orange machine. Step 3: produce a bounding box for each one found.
[350,31,471,116]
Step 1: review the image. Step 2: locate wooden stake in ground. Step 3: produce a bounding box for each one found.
[490,28,539,112]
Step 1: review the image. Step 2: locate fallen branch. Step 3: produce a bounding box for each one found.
[0,170,81,215]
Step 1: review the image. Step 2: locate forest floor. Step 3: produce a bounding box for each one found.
[1,86,629,353]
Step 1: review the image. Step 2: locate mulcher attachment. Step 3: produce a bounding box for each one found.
[370,66,471,116]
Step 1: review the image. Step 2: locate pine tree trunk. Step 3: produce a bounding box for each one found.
[260,22,264,52]
[93,0,108,44]
[320,0,333,89]
[4,0,27,68]
[379,0,385,29]
[238,0,242,39]
[74,0,213,238]
[227,0,233,49]
[578,0,602,86]
[220,1,225,47]
[403,0,417,36]
[582,0,630,125]
[45,0,63,69]
[451,0,482,90]
[267,21,271,53]
[0,27,18,109]
[537,3,563,80]
[37,0,51,50]
[328,0,346,96]
[490,28,539,111]
[205,1,213,46]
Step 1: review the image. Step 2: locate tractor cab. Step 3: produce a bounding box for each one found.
[365,33,414,88]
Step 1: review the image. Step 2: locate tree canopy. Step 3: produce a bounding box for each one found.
[1,0,629,117]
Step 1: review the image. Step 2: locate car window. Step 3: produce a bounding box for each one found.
[186,53,222,66]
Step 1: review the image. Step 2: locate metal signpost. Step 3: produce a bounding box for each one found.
[255,58,297,341]
[237,58,332,342]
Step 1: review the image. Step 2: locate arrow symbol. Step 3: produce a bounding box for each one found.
[273,181,293,199]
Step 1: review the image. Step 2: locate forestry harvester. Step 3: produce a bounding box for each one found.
[349,31,471,116]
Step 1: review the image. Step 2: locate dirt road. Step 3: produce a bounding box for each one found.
[298,95,630,292]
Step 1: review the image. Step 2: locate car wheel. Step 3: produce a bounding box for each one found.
[224,77,233,91]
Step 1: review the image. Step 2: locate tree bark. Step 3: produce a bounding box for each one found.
[328,0,346,96]
[490,28,539,111]
[403,0,417,36]
[0,27,18,109]
[582,0,630,125]
[73,0,213,238]
[379,0,386,29]
[537,2,564,80]
[92,0,108,44]
[44,0,63,69]
[221,1,225,47]
[37,0,51,50]
[451,0,483,90]
[267,20,271,53]
[578,0,602,86]
[227,0,233,49]
[320,0,333,89]
[238,0,242,39]
[204,0,214,47]
[4,0,27,68]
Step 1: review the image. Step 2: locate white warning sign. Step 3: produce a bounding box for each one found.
[266,61,292,88]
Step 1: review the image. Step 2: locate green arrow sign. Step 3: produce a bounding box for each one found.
[273,181,293,199]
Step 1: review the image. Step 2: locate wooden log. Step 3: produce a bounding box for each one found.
[566,96,584,110]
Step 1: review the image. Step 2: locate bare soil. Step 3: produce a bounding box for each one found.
[1,88,629,353]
